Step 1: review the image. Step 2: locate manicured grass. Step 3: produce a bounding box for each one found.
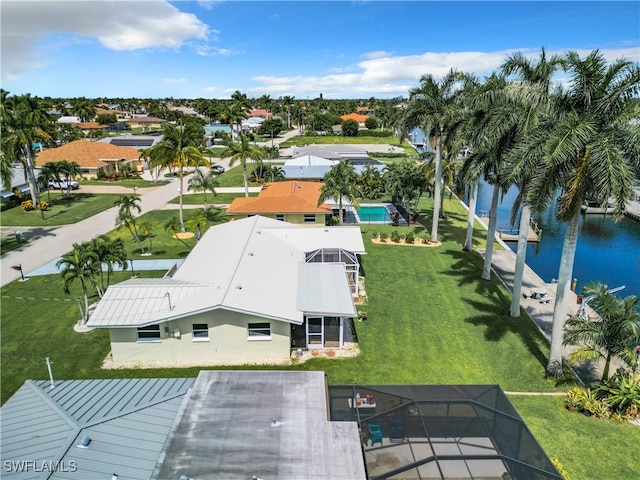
[80,178,159,188]
[0,236,28,255]
[211,165,262,188]
[510,395,640,480]
[107,208,229,259]
[280,135,415,153]
[0,192,121,226]
[169,192,257,205]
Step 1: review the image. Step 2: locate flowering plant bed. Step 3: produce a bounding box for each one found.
[371,237,441,247]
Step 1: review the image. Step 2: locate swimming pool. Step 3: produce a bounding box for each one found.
[204,124,231,135]
[355,203,406,224]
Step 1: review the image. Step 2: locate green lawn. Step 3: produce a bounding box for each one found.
[280,134,415,153]
[0,236,28,255]
[211,165,262,188]
[510,395,640,480]
[169,192,257,205]
[1,192,635,478]
[1,192,121,226]
[80,178,159,188]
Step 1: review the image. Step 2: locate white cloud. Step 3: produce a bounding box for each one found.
[164,78,187,84]
[248,47,640,98]
[1,0,210,80]
[202,86,219,92]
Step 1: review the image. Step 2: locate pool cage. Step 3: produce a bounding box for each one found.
[328,385,561,480]
[305,248,360,296]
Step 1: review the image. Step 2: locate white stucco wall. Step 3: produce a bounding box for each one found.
[108,310,293,367]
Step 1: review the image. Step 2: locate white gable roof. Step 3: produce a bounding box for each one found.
[88,216,364,328]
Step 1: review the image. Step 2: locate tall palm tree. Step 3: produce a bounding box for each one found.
[221,134,266,198]
[318,159,360,225]
[57,242,100,323]
[564,282,640,381]
[459,73,519,281]
[2,93,53,215]
[513,50,640,377]
[114,194,145,253]
[383,159,424,221]
[59,160,81,198]
[501,48,565,317]
[403,70,469,242]
[37,162,58,202]
[188,167,219,210]
[148,121,208,231]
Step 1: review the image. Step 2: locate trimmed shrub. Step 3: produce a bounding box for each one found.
[390,231,402,243]
[405,232,416,244]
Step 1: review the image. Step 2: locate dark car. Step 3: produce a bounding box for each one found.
[211,165,225,174]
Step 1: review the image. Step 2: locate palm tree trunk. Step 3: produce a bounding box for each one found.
[602,352,612,382]
[546,213,580,378]
[338,197,344,225]
[431,135,442,242]
[463,180,478,251]
[242,165,249,198]
[482,184,500,280]
[179,171,185,231]
[510,204,531,317]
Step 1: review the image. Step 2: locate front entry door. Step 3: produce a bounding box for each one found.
[306,316,323,348]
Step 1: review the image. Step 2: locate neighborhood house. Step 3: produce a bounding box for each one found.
[87,216,366,367]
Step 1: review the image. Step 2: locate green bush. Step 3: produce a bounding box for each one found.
[421,233,431,244]
[405,232,416,244]
[390,231,402,243]
[358,129,393,137]
[596,371,640,414]
[379,231,388,242]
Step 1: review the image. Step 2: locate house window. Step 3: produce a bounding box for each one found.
[275,214,285,221]
[192,323,209,342]
[303,214,316,224]
[137,325,161,342]
[248,322,271,340]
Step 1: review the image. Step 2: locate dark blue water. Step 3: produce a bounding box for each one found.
[476,181,640,298]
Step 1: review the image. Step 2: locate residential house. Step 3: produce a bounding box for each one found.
[86,216,366,367]
[282,155,385,182]
[0,371,367,480]
[340,112,369,127]
[0,167,39,204]
[290,144,369,161]
[124,116,166,130]
[35,140,143,178]
[226,180,333,224]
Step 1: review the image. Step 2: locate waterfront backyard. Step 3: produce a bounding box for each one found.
[1,189,638,479]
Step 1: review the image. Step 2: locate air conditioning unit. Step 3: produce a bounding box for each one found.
[171,329,181,339]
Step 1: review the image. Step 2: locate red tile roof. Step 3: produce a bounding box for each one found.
[340,113,368,122]
[227,181,331,214]
[35,140,141,168]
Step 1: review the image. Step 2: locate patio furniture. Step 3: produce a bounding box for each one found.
[368,423,383,447]
[390,419,405,443]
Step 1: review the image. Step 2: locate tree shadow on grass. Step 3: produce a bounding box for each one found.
[442,249,509,302]
[463,296,550,368]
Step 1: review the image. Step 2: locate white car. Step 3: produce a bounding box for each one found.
[48,179,80,190]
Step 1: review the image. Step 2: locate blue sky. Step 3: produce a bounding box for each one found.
[2,1,638,99]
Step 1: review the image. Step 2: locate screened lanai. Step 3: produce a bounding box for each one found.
[305,247,360,296]
[328,385,562,480]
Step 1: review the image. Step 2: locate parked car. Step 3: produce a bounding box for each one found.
[211,165,225,174]
[48,179,80,190]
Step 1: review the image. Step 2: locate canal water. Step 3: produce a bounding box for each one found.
[476,181,640,299]
[410,128,640,298]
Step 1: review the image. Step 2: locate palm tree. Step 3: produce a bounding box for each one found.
[383,159,424,220]
[57,242,100,323]
[88,235,128,291]
[148,121,209,231]
[501,48,565,317]
[220,100,248,140]
[513,50,640,377]
[318,159,360,225]
[403,70,469,242]
[188,167,219,210]
[221,134,266,198]
[114,194,145,254]
[358,164,385,199]
[564,282,640,381]
[2,93,53,216]
[59,160,81,198]
[459,73,518,281]
[37,162,58,202]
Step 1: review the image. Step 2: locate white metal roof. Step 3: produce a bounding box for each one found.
[297,263,356,316]
[89,216,364,328]
[285,154,337,166]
